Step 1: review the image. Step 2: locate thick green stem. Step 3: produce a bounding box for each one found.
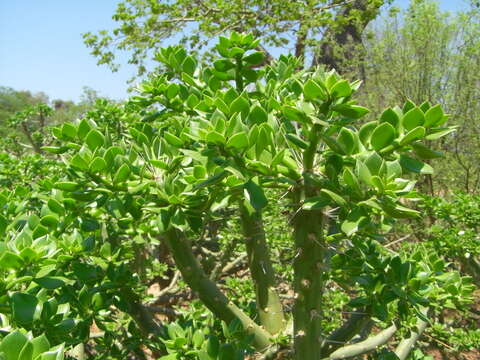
[163,228,272,351]
[395,312,429,360]
[292,191,326,360]
[240,204,285,335]
[324,324,398,359]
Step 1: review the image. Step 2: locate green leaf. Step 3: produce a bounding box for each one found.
[285,133,308,149]
[70,154,89,170]
[359,121,377,145]
[226,132,249,150]
[380,200,420,219]
[412,143,443,159]
[0,330,28,360]
[399,155,433,174]
[213,59,235,72]
[365,152,383,176]
[343,168,362,195]
[54,181,80,192]
[402,99,416,113]
[337,128,356,154]
[282,106,307,123]
[243,51,264,65]
[424,104,444,127]
[425,127,456,140]
[255,127,269,157]
[61,123,77,139]
[193,171,228,190]
[218,344,236,360]
[47,199,64,215]
[332,104,369,119]
[249,105,268,123]
[341,208,367,236]
[11,293,38,325]
[0,215,7,237]
[331,80,352,98]
[402,107,425,131]
[206,131,226,144]
[302,195,330,210]
[164,132,183,146]
[113,164,131,184]
[356,160,372,185]
[0,251,23,270]
[89,157,107,173]
[39,344,64,360]
[380,108,400,128]
[31,335,51,359]
[244,179,268,211]
[371,176,384,192]
[230,96,250,118]
[193,165,206,179]
[181,56,196,76]
[85,129,105,150]
[34,277,65,289]
[386,160,402,179]
[166,83,179,100]
[40,215,59,228]
[228,47,245,57]
[370,122,396,151]
[303,79,326,100]
[32,225,49,239]
[77,119,92,140]
[41,146,68,154]
[400,126,425,145]
[320,189,346,206]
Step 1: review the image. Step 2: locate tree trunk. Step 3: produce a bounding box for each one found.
[313,0,384,75]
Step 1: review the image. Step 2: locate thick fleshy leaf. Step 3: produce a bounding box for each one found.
[412,143,443,159]
[0,330,28,360]
[371,122,395,151]
[399,155,433,174]
[243,51,264,65]
[424,104,444,127]
[402,107,424,131]
[303,79,326,100]
[337,128,357,154]
[380,108,400,128]
[11,293,39,325]
[400,126,425,145]
[244,179,268,211]
[227,132,249,150]
[85,129,105,150]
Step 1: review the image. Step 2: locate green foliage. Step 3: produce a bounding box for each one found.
[0,331,64,360]
[362,0,480,192]
[0,31,475,359]
[82,0,387,76]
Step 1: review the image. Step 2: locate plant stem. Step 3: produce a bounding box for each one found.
[163,227,272,350]
[240,204,286,335]
[324,323,397,360]
[291,186,326,360]
[395,315,428,360]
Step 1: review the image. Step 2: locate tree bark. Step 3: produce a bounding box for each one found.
[313,0,384,75]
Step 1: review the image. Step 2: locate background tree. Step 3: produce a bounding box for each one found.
[83,0,388,77]
[360,0,480,192]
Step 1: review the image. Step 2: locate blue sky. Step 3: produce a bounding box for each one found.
[0,0,468,102]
